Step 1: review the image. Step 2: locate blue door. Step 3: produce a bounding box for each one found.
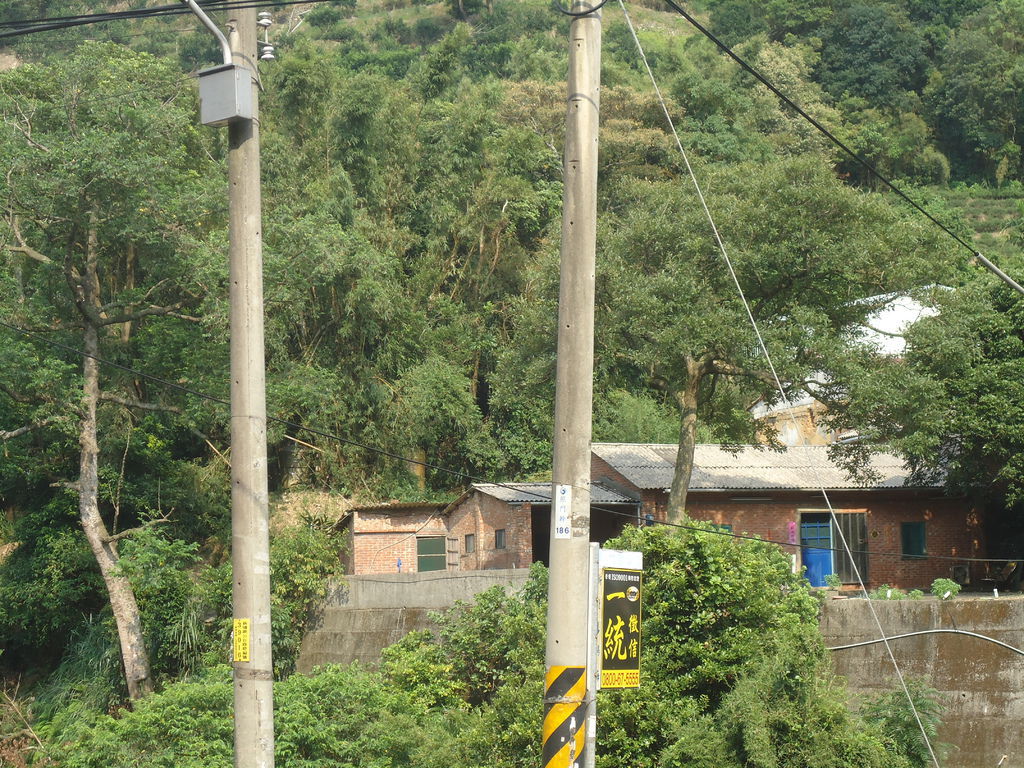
[800,518,833,587]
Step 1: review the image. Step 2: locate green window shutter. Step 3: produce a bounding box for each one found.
[417,536,447,572]
[901,522,926,558]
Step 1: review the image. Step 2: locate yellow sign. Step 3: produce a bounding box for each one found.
[233,618,251,663]
[600,568,641,688]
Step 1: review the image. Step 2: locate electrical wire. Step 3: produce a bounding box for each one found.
[552,0,610,17]
[657,0,1024,298]
[3,317,1020,570]
[0,0,334,40]
[616,3,943,765]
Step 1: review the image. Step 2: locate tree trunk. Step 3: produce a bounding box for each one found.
[666,359,703,524]
[74,219,154,701]
[407,446,427,492]
[78,322,154,700]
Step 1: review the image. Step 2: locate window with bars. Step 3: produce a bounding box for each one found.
[495,529,506,550]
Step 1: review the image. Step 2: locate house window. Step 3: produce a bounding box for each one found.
[416,536,447,572]
[495,529,507,550]
[465,533,476,554]
[834,512,868,582]
[711,523,733,533]
[901,522,926,559]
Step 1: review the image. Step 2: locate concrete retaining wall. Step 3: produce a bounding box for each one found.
[298,572,1023,768]
[296,569,531,672]
[822,596,1024,768]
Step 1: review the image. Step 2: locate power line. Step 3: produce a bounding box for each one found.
[658,0,1024,298]
[2,317,1019,568]
[0,0,331,40]
[616,7,945,763]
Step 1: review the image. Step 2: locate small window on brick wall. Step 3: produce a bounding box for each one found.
[465,533,476,554]
[901,522,926,559]
[495,529,507,550]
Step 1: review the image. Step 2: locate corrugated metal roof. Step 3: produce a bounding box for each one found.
[472,482,637,505]
[593,443,936,491]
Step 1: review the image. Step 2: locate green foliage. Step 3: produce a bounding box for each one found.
[270,524,344,676]
[46,527,928,768]
[930,578,961,600]
[926,0,1024,181]
[379,631,469,710]
[31,615,125,745]
[862,679,948,768]
[836,278,1024,529]
[428,565,547,704]
[817,3,928,108]
[0,496,105,665]
[870,584,907,600]
[49,667,235,768]
[824,572,843,588]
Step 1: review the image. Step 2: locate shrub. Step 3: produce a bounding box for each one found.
[930,578,961,600]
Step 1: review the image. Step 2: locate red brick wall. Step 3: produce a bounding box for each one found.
[447,494,532,570]
[682,491,982,590]
[350,508,448,575]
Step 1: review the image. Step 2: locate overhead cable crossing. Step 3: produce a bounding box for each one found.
[2,318,1020,568]
[658,0,1024,297]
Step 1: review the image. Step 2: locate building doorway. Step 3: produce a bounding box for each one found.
[800,513,833,587]
[799,511,868,586]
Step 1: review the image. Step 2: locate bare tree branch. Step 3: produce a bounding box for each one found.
[102,511,174,543]
[99,393,180,414]
[707,358,779,388]
[101,301,192,326]
[0,417,55,440]
[0,382,39,404]
[4,214,53,264]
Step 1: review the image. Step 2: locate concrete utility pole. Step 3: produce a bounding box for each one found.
[226,8,274,768]
[543,2,601,768]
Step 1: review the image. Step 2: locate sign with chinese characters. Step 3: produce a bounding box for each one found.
[600,567,641,688]
[553,484,572,539]
[233,618,251,663]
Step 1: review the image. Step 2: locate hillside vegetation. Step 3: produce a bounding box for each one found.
[0,0,1019,764]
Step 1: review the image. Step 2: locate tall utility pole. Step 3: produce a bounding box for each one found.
[543,2,601,768]
[226,7,274,768]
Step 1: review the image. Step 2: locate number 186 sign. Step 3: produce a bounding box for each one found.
[600,567,641,688]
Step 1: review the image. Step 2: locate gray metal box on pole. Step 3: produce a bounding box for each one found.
[198,64,253,127]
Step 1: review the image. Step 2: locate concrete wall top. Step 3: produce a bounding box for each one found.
[319,568,533,610]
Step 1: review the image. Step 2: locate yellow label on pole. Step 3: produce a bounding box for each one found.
[233,618,251,662]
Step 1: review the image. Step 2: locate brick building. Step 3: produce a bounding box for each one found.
[592,443,983,590]
[339,443,984,589]
[339,483,639,575]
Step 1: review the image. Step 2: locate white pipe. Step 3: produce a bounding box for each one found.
[829,628,1024,656]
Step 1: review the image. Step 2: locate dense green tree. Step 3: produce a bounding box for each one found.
[45,526,937,768]
[926,0,1024,182]
[0,43,222,698]
[496,156,950,517]
[817,2,929,109]
[832,276,1024,555]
